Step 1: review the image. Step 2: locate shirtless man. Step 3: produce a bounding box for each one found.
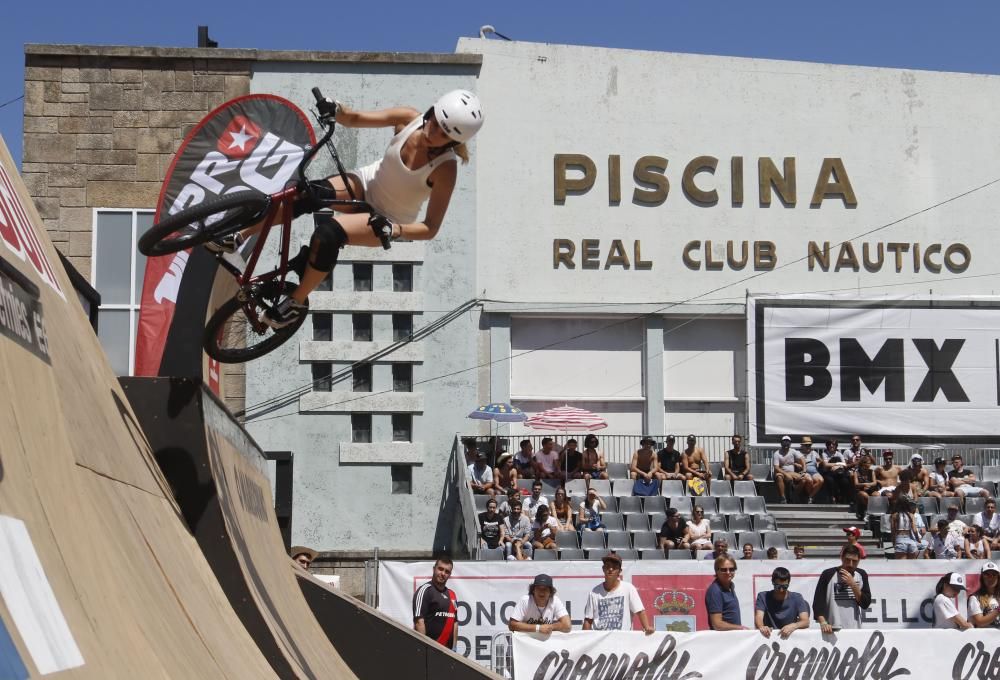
[875,450,901,497]
[630,437,664,481]
[683,435,712,494]
[907,454,938,498]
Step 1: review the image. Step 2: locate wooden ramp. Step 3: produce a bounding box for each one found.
[0,137,278,676]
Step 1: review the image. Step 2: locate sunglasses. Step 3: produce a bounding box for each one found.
[771,583,790,591]
[717,567,737,573]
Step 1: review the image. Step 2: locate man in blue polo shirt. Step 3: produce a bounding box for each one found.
[754,567,810,638]
[705,553,745,630]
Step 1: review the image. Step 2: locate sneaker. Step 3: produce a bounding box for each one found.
[205,232,244,254]
[779,498,788,504]
[506,555,516,562]
[261,295,307,329]
[807,497,814,504]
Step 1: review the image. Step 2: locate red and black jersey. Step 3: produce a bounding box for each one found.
[413,581,457,648]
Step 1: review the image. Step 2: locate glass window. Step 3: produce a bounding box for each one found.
[353,313,372,342]
[392,313,412,342]
[93,209,153,375]
[311,363,332,392]
[315,271,332,292]
[391,465,412,495]
[352,364,372,392]
[351,414,372,443]
[392,364,413,392]
[392,264,413,292]
[392,413,412,442]
[353,263,373,292]
[312,313,332,341]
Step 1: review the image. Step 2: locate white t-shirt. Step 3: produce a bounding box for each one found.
[974,512,1000,537]
[933,593,961,629]
[584,581,644,630]
[523,495,549,521]
[511,594,569,625]
[468,463,493,485]
[534,449,560,474]
[687,518,712,545]
[931,533,962,559]
[772,450,800,472]
[531,516,559,539]
[967,593,1000,626]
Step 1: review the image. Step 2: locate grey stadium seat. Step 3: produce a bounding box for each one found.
[558,549,585,560]
[712,531,738,549]
[762,531,788,550]
[866,496,889,516]
[625,514,650,532]
[617,496,644,515]
[709,515,727,531]
[534,549,558,561]
[750,464,772,481]
[711,482,733,496]
[640,548,666,560]
[661,480,686,498]
[718,497,743,515]
[607,462,629,479]
[737,531,763,550]
[480,547,505,560]
[608,532,632,550]
[642,497,667,514]
[734,480,758,497]
[728,514,753,533]
[632,532,659,550]
[693,497,718,515]
[556,531,580,550]
[753,514,778,532]
[742,497,767,515]
[647,512,667,531]
[668,549,694,560]
[582,531,607,551]
[603,513,625,531]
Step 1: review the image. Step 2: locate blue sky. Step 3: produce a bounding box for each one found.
[3,1,1000,167]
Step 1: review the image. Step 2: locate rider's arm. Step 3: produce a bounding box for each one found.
[336,105,420,129]
[395,162,457,241]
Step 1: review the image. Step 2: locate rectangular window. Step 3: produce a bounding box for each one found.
[392,364,413,392]
[311,363,332,392]
[93,209,153,376]
[315,270,332,292]
[352,364,372,392]
[391,465,412,495]
[353,263,373,292]
[392,264,413,292]
[312,313,332,341]
[392,413,412,442]
[353,313,373,342]
[351,414,372,443]
[392,313,412,342]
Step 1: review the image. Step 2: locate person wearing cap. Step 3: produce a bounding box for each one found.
[874,450,901,497]
[773,436,804,504]
[580,434,608,482]
[799,436,824,504]
[724,434,753,482]
[508,573,571,634]
[852,454,878,521]
[657,435,687,481]
[469,452,496,498]
[754,567,810,639]
[842,526,866,560]
[583,553,654,634]
[413,557,458,649]
[812,544,872,633]
[948,455,990,499]
[933,573,973,629]
[706,553,746,631]
[968,562,1000,628]
[973,498,1000,551]
[928,457,956,498]
[657,507,688,554]
[907,454,937,499]
[290,546,318,570]
[942,504,970,541]
[578,486,608,533]
[494,451,518,496]
[630,437,664,482]
[682,435,712,494]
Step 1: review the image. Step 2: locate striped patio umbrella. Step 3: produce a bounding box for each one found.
[525,405,608,432]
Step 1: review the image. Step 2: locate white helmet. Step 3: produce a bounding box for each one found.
[432,90,484,143]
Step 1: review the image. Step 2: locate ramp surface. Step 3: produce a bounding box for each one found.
[0,136,276,676]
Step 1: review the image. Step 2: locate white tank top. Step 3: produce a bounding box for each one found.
[361,117,457,224]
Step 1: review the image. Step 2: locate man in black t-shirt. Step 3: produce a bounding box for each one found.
[413,557,458,649]
[658,508,689,553]
[657,435,687,481]
[724,434,752,481]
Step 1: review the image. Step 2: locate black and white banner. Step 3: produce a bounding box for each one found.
[748,295,1000,444]
[513,629,1000,680]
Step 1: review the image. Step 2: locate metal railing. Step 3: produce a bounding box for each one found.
[451,437,481,559]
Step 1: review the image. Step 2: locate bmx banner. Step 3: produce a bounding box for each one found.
[512,629,1000,680]
[134,94,314,377]
[748,295,1000,445]
[378,559,979,668]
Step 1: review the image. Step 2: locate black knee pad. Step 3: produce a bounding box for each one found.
[308,214,347,272]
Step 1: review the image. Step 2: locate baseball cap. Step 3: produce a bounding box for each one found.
[842,526,861,538]
[910,454,923,463]
[531,573,554,589]
[983,562,1000,575]
[882,450,894,457]
[602,552,623,568]
[781,435,792,443]
[686,434,697,442]
[949,573,967,591]
[476,452,488,461]
[640,436,655,445]
[934,457,947,465]
[666,434,676,441]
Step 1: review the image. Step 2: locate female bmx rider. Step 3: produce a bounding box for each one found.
[261,89,483,328]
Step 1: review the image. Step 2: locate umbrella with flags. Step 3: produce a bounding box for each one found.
[526,405,608,480]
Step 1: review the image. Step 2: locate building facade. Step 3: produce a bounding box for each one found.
[24,39,1000,555]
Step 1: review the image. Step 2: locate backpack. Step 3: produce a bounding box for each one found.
[632,477,660,497]
[687,478,707,496]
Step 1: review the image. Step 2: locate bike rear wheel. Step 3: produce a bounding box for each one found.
[203,280,308,363]
[138,191,271,257]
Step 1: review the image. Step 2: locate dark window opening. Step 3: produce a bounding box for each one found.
[352,363,372,392]
[353,263,373,292]
[392,313,412,342]
[351,414,372,443]
[391,465,412,495]
[311,363,332,392]
[312,313,332,341]
[392,413,412,442]
[392,364,413,392]
[392,264,413,292]
[353,313,373,342]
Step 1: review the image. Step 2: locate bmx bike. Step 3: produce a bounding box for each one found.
[138,88,392,363]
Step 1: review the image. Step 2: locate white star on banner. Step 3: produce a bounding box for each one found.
[227,125,254,152]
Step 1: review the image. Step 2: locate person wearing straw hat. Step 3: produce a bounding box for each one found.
[494,452,518,496]
[508,574,571,634]
[934,572,972,629]
[290,546,317,570]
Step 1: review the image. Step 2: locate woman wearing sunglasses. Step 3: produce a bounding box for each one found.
[754,567,810,638]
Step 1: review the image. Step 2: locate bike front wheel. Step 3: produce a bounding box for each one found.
[203,280,308,363]
[138,191,271,257]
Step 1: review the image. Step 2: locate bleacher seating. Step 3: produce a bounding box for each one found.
[668,549,694,560]
[983,466,1000,482]
[750,464,772,480]
[590,479,612,496]
[693,497,718,515]
[718,497,742,515]
[966,497,987,515]
[480,547,505,560]
[632,532,658,550]
[565,479,588,496]
[582,532,606,551]
[737,531,763,550]
[647,512,667,531]
[625,514,649,532]
[639,548,666,560]
[712,531,737,548]
[743,497,767,515]
[668,497,692,515]
[711,482,733,496]
[661,480,686,498]
[607,462,629,479]
[917,497,938,515]
[643,497,667,514]
[710,462,723,479]
[734,480,757,497]
[608,532,632,550]
[728,514,753,532]
[617,496,643,515]
[941,497,962,513]
[603,513,624,531]
[534,549,558,561]
[709,515,727,531]
[762,531,788,550]
[558,549,585,560]
[753,514,777,532]
[475,495,490,512]
[556,531,580,550]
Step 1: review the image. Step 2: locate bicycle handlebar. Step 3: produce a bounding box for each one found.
[312,87,338,118]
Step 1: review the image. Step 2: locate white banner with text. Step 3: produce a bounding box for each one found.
[748,295,1000,444]
[378,559,984,668]
[513,629,1000,680]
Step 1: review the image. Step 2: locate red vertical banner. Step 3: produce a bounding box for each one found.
[134,94,314,381]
